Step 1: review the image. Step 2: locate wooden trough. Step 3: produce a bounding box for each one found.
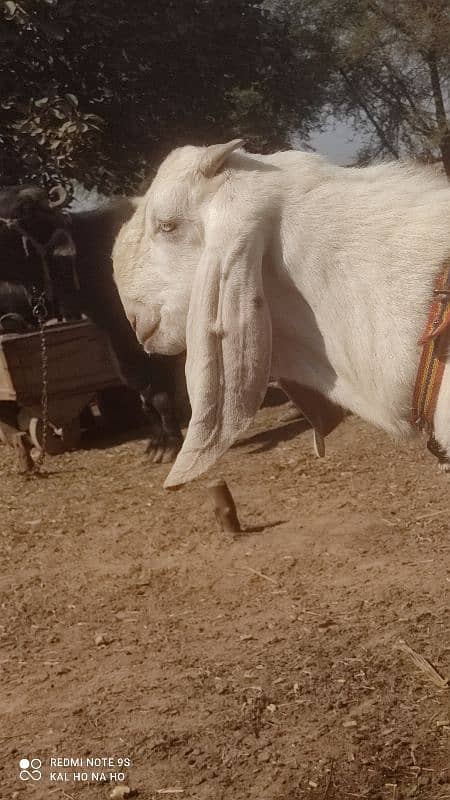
[0,319,127,467]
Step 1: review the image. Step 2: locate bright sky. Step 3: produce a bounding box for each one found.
[300,119,363,165]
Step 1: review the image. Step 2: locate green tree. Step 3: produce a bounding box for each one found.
[0,0,331,192]
[273,0,450,174]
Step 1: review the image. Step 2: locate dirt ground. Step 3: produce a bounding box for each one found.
[1,406,449,800]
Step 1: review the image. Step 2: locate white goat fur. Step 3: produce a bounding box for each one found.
[113,141,450,487]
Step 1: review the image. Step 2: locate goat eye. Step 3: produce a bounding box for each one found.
[159,220,176,233]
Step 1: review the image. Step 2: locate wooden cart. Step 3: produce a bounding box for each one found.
[0,319,126,468]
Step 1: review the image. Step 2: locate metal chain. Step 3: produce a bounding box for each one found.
[31,289,49,471]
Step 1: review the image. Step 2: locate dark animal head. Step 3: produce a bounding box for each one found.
[0,185,47,219]
[0,182,67,219]
[0,183,78,318]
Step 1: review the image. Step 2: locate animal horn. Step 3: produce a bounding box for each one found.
[48,184,68,208]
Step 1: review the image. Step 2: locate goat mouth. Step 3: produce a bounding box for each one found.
[141,319,161,350]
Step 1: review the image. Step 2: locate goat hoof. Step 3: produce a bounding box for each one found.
[160,442,182,464]
[313,429,326,458]
[145,435,182,464]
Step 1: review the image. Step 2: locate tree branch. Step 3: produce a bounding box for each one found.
[339,68,400,159]
[426,49,450,177]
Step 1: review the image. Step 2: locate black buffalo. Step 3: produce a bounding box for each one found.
[0,184,184,461]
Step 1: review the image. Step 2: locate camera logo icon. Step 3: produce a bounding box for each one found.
[19,757,42,781]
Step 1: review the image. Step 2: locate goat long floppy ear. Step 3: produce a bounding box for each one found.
[164,226,272,488]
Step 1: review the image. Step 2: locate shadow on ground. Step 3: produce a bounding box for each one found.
[236,417,312,455]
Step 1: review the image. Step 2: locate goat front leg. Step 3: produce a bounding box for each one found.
[142,388,183,464]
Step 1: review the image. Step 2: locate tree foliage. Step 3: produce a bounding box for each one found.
[273,0,450,174]
[0,0,331,192]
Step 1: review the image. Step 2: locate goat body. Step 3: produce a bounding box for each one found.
[113,141,450,486]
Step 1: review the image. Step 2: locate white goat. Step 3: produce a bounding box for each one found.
[113,140,450,487]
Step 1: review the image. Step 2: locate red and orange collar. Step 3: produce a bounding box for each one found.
[412,258,450,433]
